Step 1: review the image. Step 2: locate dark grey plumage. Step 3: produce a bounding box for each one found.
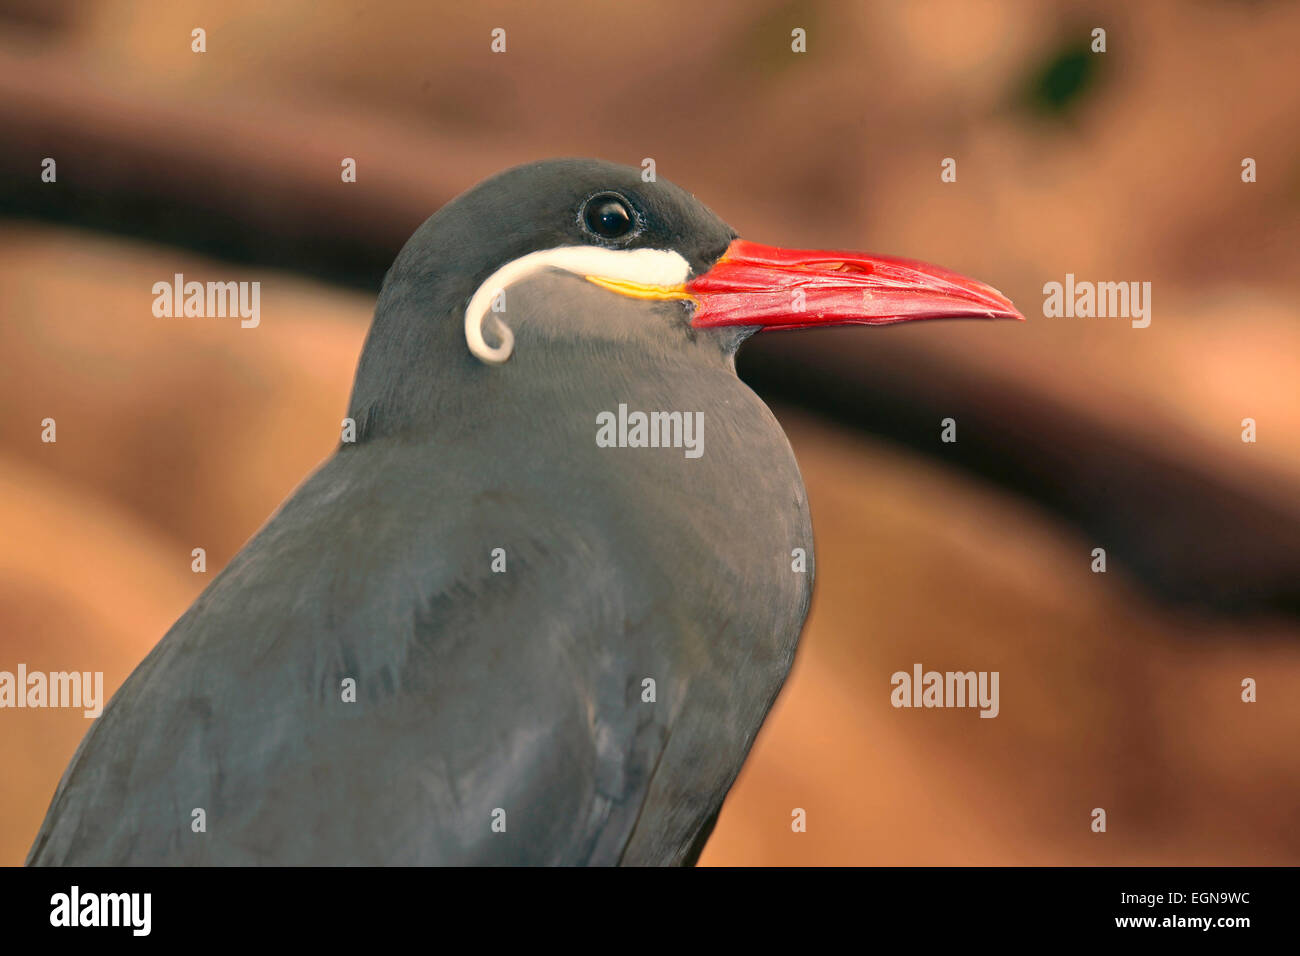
[28,159,813,865]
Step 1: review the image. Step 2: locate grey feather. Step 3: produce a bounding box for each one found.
[28,161,813,865]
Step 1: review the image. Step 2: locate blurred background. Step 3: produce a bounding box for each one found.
[1,0,1298,865]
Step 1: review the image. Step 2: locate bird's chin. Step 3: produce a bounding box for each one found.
[687,311,761,357]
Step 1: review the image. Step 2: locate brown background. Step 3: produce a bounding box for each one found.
[1,0,1298,865]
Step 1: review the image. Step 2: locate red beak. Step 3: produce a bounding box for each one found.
[685,239,1024,330]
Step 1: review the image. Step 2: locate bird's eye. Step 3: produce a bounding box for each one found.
[582,194,635,239]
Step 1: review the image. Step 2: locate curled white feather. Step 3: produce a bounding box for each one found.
[464,246,691,365]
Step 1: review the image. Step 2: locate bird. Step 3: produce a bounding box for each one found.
[28,158,1021,866]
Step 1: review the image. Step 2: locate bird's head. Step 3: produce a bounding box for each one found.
[349,158,1021,435]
